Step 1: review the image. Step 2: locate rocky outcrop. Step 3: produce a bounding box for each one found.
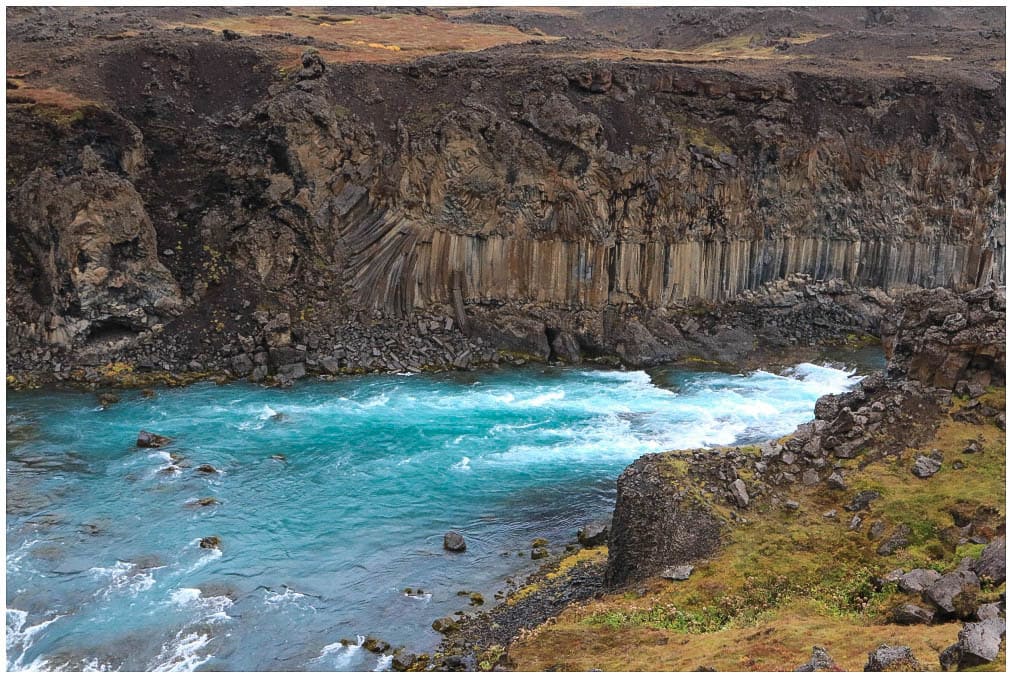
[882,285,1006,389]
[5,13,1006,382]
[8,154,182,354]
[604,453,724,588]
[603,284,1003,589]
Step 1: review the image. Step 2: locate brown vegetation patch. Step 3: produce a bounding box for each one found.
[175,12,557,65]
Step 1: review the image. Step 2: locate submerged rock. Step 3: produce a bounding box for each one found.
[443,531,466,552]
[137,430,172,448]
[97,392,120,407]
[186,497,220,508]
[199,536,221,550]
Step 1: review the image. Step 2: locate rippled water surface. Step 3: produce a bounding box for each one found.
[6,352,881,671]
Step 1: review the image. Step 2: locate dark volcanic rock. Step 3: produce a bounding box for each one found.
[845,490,880,512]
[137,430,172,448]
[883,286,1006,389]
[876,524,912,556]
[890,603,935,625]
[897,568,942,594]
[577,521,610,547]
[605,454,723,588]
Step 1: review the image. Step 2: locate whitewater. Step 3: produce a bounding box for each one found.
[6,355,878,671]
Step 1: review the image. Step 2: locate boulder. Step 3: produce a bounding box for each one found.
[923,569,980,618]
[911,455,941,478]
[890,603,934,625]
[730,478,749,508]
[199,536,221,550]
[976,602,1003,621]
[137,430,172,448]
[951,618,1006,669]
[876,524,911,556]
[796,645,837,671]
[604,454,723,588]
[431,616,459,634]
[845,490,880,512]
[826,471,846,490]
[897,568,941,594]
[863,644,922,671]
[972,536,1005,584]
[577,521,610,547]
[97,392,120,407]
[661,565,694,581]
[362,637,390,654]
[443,531,466,552]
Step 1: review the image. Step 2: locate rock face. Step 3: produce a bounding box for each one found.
[5,7,1005,382]
[9,160,183,353]
[882,286,1006,389]
[604,454,723,588]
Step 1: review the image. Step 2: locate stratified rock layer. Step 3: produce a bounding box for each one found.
[5,9,1006,380]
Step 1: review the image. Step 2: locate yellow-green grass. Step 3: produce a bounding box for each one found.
[506,388,1006,671]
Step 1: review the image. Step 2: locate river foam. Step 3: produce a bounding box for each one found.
[6,356,878,671]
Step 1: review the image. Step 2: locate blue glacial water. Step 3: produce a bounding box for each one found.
[6,353,881,671]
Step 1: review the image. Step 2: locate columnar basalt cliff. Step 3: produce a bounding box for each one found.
[5,7,1005,382]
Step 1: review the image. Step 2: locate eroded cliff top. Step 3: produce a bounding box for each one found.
[6,5,1006,114]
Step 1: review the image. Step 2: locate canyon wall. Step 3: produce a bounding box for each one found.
[6,27,1006,379]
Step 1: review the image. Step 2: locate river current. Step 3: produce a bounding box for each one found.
[6,352,881,671]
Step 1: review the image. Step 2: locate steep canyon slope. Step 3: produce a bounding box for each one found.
[6,7,1005,383]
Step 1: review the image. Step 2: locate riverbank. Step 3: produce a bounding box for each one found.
[433,285,1006,672]
[6,281,882,393]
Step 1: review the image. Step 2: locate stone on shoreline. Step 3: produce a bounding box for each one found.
[577,521,610,547]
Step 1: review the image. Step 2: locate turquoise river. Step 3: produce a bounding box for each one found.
[6,351,881,671]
